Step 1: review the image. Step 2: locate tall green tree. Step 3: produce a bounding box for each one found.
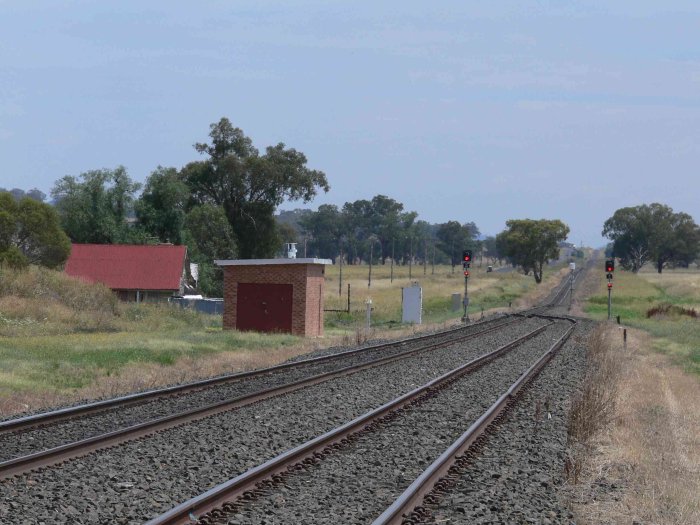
[181,118,329,258]
[0,192,71,268]
[602,203,700,273]
[51,166,141,244]
[497,219,569,283]
[135,166,190,244]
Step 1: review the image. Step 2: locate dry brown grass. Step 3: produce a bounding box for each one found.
[565,326,629,483]
[568,328,700,524]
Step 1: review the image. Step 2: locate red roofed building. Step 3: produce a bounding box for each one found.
[65,244,190,302]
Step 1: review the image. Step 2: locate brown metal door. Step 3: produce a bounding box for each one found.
[236,283,293,333]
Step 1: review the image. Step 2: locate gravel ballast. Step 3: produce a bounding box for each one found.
[213,320,575,524]
[423,319,593,524]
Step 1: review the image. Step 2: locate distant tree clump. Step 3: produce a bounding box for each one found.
[135,166,190,244]
[602,203,700,273]
[436,221,480,269]
[0,187,46,202]
[0,191,71,269]
[51,166,142,244]
[496,219,570,283]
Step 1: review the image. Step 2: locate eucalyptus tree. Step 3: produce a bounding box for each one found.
[0,192,70,268]
[181,118,329,258]
[603,203,700,273]
[497,219,570,283]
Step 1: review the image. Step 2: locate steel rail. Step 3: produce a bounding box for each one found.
[0,314,510,436]
[0,316,527,479]
[372,318,576,525]
[143,322,553,525]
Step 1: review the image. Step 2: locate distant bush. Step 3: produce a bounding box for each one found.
[646,303,698,319]
[0,266,118,335]
[0,265,118,314]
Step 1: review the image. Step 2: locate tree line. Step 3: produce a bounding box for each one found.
[0,118,493,295]
[6,117,694,296]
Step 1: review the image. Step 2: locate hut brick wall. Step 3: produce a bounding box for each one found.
[222,263,326,337]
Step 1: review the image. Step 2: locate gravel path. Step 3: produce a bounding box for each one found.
[0,317,546,524]
[0,316,512,463]
[215,320,574,524]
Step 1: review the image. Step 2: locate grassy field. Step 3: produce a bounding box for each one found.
[0,259,575,414]
[321,260,572,332]
[584,265,700,375]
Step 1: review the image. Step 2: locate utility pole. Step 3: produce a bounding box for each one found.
[423,239,427,276]
[368,239,374,288]
[339,244,343,296]
[390,237,394,283]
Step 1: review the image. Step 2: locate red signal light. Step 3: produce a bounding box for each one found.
[605,259,615,273]
[607,282,613,289]
[462,250,472,263]
[464,270,470,277]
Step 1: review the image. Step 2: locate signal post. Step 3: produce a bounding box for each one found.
[462,250,472,322]
[605,259,614,320]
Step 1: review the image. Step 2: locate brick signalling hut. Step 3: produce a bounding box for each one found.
[215,258,332,337]
[65,244,190,302]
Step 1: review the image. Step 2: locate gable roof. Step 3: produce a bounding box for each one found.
[65,244,187,291]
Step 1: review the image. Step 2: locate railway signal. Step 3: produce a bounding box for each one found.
[605,259,614,320]
[462,249,472,322]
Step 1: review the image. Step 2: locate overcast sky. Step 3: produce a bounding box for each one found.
[1,1,699,246]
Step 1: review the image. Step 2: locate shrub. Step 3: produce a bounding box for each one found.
[646,302,698,319]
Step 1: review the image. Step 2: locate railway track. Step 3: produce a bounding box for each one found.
[143,316,576,524]
[0,314,519,473]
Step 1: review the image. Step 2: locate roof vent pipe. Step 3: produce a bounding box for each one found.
[285,243,298,259]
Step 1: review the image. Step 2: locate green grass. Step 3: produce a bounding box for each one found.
[584,266,700,375]
[0,328,300,395]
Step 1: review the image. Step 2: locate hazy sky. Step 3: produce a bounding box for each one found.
[1,1,699,246]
